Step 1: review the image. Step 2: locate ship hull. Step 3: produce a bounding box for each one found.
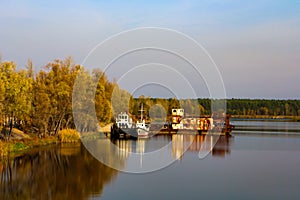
[111,124,149,138]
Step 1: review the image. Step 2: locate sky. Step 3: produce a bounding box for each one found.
[1,0,300,99]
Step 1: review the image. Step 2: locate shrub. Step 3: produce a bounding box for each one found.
[13,142,28,151]
[58,129,80,143]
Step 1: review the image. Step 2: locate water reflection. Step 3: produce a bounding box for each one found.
[0,135,233,199]
[0,144,117,199]
[110,134,233,161]
[172,135,233,158]
[84,139,129,171]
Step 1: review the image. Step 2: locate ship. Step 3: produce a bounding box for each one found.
[111,104,150,138]
[111,107,233,138]
[135,104,150,137]
[166,108,234,135]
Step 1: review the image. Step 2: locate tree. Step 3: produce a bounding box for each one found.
[285,103,290,116]
[0,61,32,140]
[31,58,81,136]
[111,83,131,118]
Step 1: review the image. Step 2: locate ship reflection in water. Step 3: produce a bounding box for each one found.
[110,134,233,163]
[172,134,233,159]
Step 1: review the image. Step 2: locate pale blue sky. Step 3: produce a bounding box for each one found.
[1,0,300,99]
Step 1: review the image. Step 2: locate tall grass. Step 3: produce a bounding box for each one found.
[58,129,80,143]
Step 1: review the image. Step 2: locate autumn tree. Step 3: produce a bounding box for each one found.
[31,58,81,136]
[0,61,32,139]
[94,69,114,126]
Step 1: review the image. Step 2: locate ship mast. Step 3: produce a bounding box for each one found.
[139,103,144,121]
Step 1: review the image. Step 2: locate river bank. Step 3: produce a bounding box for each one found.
[0,128,83,157]
[0,125,115,157]
[0,136,59,157]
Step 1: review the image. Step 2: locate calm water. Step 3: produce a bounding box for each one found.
[1,120,300,200]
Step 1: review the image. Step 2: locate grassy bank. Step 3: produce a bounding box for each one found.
[0,136,58,157]
[0,129,81,157]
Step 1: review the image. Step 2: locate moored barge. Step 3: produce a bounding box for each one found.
[151,108,234,135]
[111,108,234,138]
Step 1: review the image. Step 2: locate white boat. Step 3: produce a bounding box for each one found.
[136,104,150,137]
[114,104,150,138]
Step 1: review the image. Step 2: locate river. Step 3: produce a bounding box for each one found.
[1,119,300,199]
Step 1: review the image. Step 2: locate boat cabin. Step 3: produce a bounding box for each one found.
[116,112,133,128]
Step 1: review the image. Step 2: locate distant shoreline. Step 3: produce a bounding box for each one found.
[231,115,300,121]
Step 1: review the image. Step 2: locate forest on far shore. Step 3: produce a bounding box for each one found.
[1,57,300,139]
[129,98,300,121]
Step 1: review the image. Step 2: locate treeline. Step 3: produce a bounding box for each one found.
[0,57,117,139]
[129,98,300,119]
[1,57,299,139]
[227,99,300,116]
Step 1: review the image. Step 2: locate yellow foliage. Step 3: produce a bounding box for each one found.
[58,129,80,143]
[0,141,9,156]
